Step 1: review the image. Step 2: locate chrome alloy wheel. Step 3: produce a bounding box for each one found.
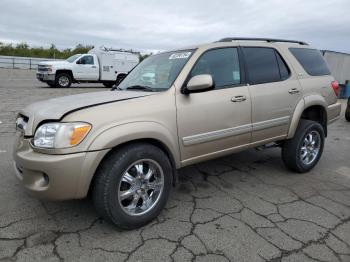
[58,75,70,87]
[118,159,164,216]
[300,130,321,165]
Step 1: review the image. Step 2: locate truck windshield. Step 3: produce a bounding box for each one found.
[118,50,194,91]
[66,54,81,63]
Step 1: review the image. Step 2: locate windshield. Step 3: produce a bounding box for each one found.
[118,50,194,91]
[66,54,81,63]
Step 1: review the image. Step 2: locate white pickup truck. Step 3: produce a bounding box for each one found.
[37,47,139,88]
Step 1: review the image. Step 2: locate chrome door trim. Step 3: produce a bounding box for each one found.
[182,124,252,146]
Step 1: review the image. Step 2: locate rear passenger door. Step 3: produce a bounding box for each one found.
[242,47,302,143]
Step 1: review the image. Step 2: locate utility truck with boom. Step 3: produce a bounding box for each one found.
[36,47,139,88]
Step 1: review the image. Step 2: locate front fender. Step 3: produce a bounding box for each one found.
[88,121,181,168]
[287,95,327,138]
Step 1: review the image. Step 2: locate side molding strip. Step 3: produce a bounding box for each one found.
[182,116,290,146]
[252,116,290,132]
[183,124,252,146]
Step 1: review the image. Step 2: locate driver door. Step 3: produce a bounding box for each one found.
[75,55,99,80]
[176,47,252,165]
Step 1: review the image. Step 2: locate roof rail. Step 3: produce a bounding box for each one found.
[217,37,308,45]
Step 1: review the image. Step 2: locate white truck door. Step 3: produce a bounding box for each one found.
[114,53,129,74]
[99,53,115,81]
[126,54,139,71]
[75,55,99,80]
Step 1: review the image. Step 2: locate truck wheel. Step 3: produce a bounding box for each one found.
[55,73,72,88]
[93,143,172,229]
[103,82,115,88]
[282,120,325,173]
[116,74,126,86]
[346,98,350,122]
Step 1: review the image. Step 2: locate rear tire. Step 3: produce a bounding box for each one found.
[282,120,325,173]
[116,74,126,86]
[103,82,115,88]
[346,98,350,122]
[93,143,172,229]
[55,73,72,88]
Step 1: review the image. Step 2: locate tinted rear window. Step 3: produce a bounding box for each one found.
[289,48,330,76]
[243,47,281,85]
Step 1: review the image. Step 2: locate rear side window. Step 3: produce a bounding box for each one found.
[190,48,241,89]
[289,48,330,76]
[243,47,289,85]
[276,52,290,80]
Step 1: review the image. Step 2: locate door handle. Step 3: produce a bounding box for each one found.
[91,66,97,68]
[231,95,247,102]
[288,88,300,94]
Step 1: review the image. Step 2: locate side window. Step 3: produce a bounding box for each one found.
[190,48,241,89]
[275,51,290,80]
[78,55,94,65]
[289,48,330,76]
[243,47,281,85]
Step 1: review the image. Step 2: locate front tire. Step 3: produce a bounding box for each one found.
[282,120,325,173]
[93,143,172,229]
[55,73,72,88]
[47,81,55,87]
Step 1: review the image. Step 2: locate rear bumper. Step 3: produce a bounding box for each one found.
[36,72,55,82]
[327,102,342,124]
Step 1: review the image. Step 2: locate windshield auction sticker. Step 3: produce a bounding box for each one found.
[169,52,192,59]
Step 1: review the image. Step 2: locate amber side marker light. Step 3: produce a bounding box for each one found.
[69,124,91,146]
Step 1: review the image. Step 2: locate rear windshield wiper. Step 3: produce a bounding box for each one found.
[125,85,154,91]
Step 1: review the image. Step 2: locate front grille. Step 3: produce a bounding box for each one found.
[37,65,49,72]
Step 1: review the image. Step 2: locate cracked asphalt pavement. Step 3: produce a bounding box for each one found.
[0,69,350,262]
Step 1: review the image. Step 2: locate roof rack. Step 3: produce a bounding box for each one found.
[91,46,140,55]
[217,37,308,45]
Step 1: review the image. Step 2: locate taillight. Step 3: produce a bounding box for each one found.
[331,81,339,97]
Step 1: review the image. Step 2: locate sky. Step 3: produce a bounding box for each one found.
[1,0,350,53]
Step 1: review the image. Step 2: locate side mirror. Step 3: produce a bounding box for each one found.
[186,74,213,93]
[76,59,82,64]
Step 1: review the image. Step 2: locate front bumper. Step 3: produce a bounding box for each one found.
[36,72,55,82]
[13,136,109,201]
[327,102,342,124]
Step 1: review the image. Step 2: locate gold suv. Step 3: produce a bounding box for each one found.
[14,38,341,229]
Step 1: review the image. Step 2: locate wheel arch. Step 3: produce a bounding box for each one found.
[80,122,181,197]
[56,69,74,81]
[85,138,178,198]
[288,95,328,138]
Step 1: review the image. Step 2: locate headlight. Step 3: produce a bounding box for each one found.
[33,122,91,148]
[46,65,53,73]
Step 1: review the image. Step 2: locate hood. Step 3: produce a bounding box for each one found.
[20,90,154,136]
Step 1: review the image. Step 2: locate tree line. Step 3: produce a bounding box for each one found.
[0,42,151,61]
